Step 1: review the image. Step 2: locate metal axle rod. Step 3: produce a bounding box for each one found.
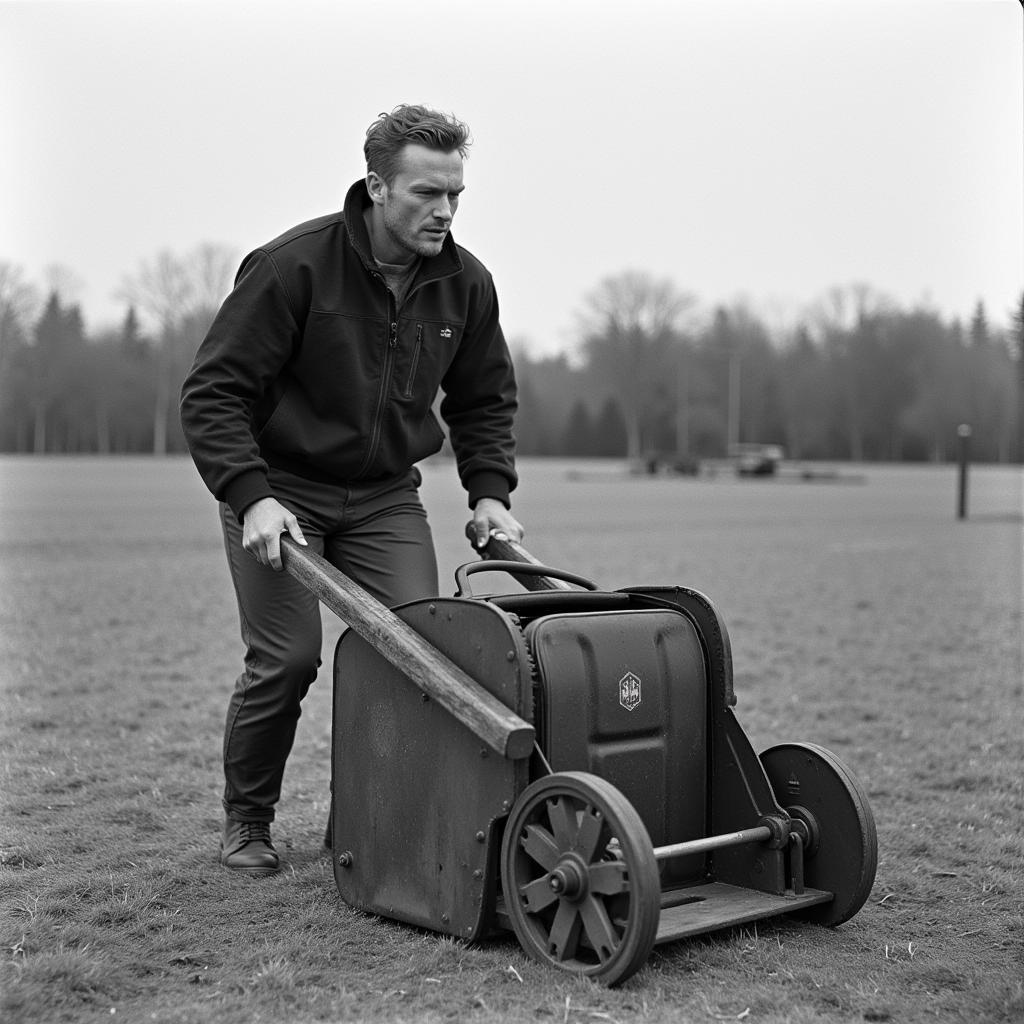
[652,825,773,862]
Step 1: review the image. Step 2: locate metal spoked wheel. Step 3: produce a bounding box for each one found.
[760,742,878,926]
[500,771,661,986]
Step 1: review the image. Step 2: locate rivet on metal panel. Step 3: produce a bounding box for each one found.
[475,831,486,843]
[428,604,436,614]
[473,869,483,879]
[337,851,353,868]
[421,692,429,702]
[441,913,450,924]
[501,800,511,811]
[506,650,515,661]
[480,748,488,758]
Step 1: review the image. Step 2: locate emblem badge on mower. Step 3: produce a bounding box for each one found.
[619,671,642,711]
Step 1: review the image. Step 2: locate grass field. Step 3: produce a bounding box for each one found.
[1,455,1021,1023]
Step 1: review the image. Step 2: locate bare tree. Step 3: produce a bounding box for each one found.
[0,264,42,449]
[191,243,238,314]
[119,244,235,454]
[0,262,40,379]
[576,271,696,462]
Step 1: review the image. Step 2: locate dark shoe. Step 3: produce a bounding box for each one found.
[323,806,333,850]
[220,818,280,876]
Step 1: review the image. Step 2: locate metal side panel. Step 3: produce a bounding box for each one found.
[655,882,832,944]
[525,608,708,886]
[330,598,531,942]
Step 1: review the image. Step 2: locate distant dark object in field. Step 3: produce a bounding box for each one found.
[629,453,701,477]
[567,457,865,485]
[795,466,867,484]
[731,443,785,477]
[731,464,866,485]
[671,454,701,477]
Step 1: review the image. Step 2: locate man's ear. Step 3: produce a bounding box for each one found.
[366,170,387,206]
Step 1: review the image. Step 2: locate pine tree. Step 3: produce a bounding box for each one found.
[562,400,595,456]
[593,397,628,456]
[29,292,85,452]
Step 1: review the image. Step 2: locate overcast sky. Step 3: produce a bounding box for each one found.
[2,0,1021,356]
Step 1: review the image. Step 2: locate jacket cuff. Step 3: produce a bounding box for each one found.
[224,470,274,522]
[466,468,509,509]
[466,471,511,509]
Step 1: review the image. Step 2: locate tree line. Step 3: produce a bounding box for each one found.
[1,256,1021,464]
[518,275,1023,465]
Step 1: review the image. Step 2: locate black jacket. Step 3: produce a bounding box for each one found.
[180,180,517,519]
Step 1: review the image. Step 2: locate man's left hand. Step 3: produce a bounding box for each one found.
[471,498,524,549]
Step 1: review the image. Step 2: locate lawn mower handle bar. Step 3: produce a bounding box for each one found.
[455,559,598,597]
[464,523,591,592]
[279,536,534,761]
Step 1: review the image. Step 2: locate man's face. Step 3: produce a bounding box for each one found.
[368,144,465,261]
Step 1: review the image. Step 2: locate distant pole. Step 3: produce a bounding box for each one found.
[727,348,741,453]
[957,423,972,520]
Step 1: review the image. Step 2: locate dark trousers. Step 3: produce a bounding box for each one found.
[219,467,439,821]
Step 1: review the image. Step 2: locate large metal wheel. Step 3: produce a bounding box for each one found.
[760,742,878,925]
[500,771,661,986]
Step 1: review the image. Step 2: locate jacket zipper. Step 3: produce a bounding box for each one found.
[355,288,399,478]
[404,324,423,399]
[352,253,450,478]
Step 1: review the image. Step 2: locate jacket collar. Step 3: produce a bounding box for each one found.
[342,179,463,284]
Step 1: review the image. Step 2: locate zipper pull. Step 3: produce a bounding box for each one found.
[389,321,398,347]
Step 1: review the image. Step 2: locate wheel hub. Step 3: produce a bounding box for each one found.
[548,857,587,899]
[786,805,821,857]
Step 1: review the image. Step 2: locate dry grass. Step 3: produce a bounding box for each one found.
[1,456,1021,1023]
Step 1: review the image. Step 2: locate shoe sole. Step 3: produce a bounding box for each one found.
[222,863,279,877]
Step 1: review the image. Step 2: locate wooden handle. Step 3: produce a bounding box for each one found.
[280,537,534,760]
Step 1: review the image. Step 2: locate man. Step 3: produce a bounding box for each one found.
[180,104,523,876]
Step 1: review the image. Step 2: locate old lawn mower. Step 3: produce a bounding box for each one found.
[279,528,877,986]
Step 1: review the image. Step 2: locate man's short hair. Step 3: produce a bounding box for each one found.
[364,105,472,186]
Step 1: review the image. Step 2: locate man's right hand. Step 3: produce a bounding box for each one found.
[241,497,307,571]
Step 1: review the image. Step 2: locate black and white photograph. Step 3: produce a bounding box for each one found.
[1,1,1021,1021]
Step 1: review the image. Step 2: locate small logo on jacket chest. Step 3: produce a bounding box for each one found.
[439,327,452,339]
